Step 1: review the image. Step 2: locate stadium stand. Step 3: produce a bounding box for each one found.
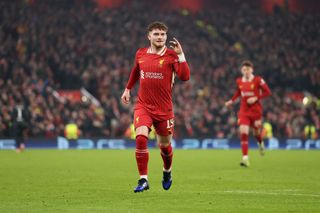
[0,0,319,139]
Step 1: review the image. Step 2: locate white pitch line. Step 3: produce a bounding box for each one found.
[219,190,320,198]
[273,189,301,192]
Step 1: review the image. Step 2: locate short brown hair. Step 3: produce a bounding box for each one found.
[241,60,254,68]
[147,21,168,32]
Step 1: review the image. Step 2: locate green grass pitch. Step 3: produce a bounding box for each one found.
[0,149,319,212]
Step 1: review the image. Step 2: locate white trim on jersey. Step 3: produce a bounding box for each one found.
[171,71,176,88]
[159,46,167,56]
[147,46,167,56]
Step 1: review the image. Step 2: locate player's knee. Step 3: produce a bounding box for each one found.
[157,138,171,147]
[254,120,262,128]
[136,134,148,140]
[135,126,149,138]
[158,141,171,147]
[239,127,249,134]
[158,137,171,146]
[157,134,172,146]
[253,130,260,136]
[136,133,149,140]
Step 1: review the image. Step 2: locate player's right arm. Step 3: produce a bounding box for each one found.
[121,51,140,105]
[121,88,131,104]
[225,80,241,107]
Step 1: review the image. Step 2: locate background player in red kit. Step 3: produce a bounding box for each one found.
[225,61,271,167]
[121,21,190,192]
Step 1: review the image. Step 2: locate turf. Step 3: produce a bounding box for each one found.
[0,149,319,212]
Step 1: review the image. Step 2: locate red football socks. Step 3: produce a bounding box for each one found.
[159,143,173,171]
[240,133,249,156]
[135,135,149,176]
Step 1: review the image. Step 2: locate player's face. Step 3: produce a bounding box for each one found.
[148,28,167,48]
[241,66,253,78]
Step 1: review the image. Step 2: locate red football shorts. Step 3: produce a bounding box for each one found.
[134,107,174,136]
[237,114,262,128]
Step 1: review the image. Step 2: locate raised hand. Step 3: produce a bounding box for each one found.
[169,37,183,55]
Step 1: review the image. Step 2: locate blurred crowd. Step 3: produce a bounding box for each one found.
[0,0,319,139]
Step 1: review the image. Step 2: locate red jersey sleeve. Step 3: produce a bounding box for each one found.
[126,50,141,89]
[170,51,190,81]
[173,61,190,81]
[231,79,241,102]
[257,77,271,100]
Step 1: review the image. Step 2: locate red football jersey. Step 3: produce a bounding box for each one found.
[231,75,271,117]
[126,46,190,119]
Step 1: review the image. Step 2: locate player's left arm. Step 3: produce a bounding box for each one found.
[247,77,271,104]
[170,38,190,81]
[257,77,271,100]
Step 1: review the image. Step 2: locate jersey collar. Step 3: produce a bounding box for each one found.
[242,74,254,82]
[147,46,167,56]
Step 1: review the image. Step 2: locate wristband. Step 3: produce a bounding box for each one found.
[178,53,186,62]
